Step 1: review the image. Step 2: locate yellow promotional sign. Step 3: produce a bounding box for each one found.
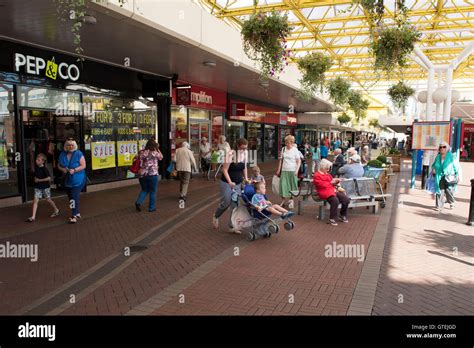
[91,142,116,170]
[139,140,147,151]
[45,58,58,80]
[117,141,138,167]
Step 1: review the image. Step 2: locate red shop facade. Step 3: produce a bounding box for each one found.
[227,99,297,163]
[171,83,226,162]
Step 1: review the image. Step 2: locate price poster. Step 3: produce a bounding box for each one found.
[139,140,147,151]
[412,121,451,150]
[117,141,138,166]
[91,142,116,170]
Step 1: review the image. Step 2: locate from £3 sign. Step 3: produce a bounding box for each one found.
[91,142,116,170]
[117,141,138,166]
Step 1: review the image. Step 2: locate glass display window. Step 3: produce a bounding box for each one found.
[0,83,18,198]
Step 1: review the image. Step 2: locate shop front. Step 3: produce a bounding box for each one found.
[228,100,297,162]
[0,40,168,205]
[171,84,226,168]
[462,123,474,160]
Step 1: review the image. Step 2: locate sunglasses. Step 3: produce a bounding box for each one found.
[439,146,447,149]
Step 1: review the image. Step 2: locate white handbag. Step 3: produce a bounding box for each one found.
[272,175,280,195]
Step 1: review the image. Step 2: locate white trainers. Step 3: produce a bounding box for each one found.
[212,216,219,229]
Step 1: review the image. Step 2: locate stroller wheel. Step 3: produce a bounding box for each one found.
[265,231,272,238]
[247,232,256,241]
[284,221,295,231]
[268,224,279,234]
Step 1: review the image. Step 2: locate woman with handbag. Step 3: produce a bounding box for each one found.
[432,142,461,211]
[58,139,86,224]
[135,139,163,212]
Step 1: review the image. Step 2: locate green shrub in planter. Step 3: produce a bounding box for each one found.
[389,148,400,155]
[367,159,383,168]
[376,155,388,164]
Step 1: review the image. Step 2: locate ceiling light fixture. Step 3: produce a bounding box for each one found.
[203,61,216,67]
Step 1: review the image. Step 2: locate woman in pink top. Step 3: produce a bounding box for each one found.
[135,138,163,212]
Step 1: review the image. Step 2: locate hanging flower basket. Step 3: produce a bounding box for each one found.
[370,24,422,75]
[348,90,370,122]
[296,52,332,98]
[327,77,352,108]
[388,81,415,110]
[337,112,351,125]
[241,11,292,79]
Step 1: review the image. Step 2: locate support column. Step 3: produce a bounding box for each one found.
[154,96,172,177]
[435,71,443,121]
[443,67,454,121]
[426,69,435,121]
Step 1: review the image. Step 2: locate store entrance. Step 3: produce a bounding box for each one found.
[21,109,81,201]
[189,120,210,171]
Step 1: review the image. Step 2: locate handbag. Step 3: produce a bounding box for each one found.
[130,155,140,174]
[444,174,458,185]
[272,175,280,195]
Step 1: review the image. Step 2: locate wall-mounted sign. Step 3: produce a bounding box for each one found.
[91,142,116,170]
[172,84,226,112]
[14,53,80,81]
[411,121,451,150]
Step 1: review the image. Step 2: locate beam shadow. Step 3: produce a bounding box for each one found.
[427,250,474,266]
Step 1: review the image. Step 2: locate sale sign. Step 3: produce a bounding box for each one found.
[117,141,138,166]
[91,142,116,170]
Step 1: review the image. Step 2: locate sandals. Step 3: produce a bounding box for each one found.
[50,209,60,218]
[26,217,35,223]
[69,215,81,224]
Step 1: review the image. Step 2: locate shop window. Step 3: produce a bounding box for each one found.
[171,107,188,159]
[18,86,81,112]
[83,95,157,184]
[227,121,244,150]
[211,112,223,148]
[189,108,209,120]
[0,83,18,198]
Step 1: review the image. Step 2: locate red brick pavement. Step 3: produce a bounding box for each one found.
[372,161,474,315]
[0,161,277,314]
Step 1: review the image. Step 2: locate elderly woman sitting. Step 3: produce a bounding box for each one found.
[338,154,364,179]
[313,159,350,226]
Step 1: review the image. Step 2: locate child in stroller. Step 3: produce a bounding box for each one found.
[234,181,295,241]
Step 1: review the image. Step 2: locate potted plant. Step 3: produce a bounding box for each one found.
[388,81,415,112]
[337,112,352,125]
[241,11,291,79]
[388,148,401,169]
[367,159,383,168]
[297,52,333,98]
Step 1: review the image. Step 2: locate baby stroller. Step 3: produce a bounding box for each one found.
[231,184,296,242]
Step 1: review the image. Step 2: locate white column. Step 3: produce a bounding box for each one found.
[435,71,443,121]
[426,68,435,121]
[443,67,453,121]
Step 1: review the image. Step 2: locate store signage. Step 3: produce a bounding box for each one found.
[117,141,138,167]
[172,84,226,112]
[464,124,474,132]
[14,53,80,81]
[91,142,116,170]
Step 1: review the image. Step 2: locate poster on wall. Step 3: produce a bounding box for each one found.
[91,142,116,170]
[139,140,147,150]
[0,167,8,181]
[117,141,138,167]
[412,121,451,150]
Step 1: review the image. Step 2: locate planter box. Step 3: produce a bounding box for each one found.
[391,164,400,172]
[390,154,401,165]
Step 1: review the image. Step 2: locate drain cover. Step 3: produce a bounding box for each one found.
[129,245,148,252]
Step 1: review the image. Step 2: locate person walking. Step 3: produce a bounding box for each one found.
[199,137,211,177]
[135,139,163,212]
[58,139,86,223]
[276,135,301,209]
[432,142,461,211]
[313,159,350,226]
[175,141,197,202]
[212,138,249,234]
[312,141,321,174]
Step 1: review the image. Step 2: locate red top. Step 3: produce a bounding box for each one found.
[313,171,336,200]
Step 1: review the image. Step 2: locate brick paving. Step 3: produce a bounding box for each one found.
[372,161,474,315]
[1,158,473,316]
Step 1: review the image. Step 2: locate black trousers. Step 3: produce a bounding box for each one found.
[436,177,455,209]
[327,192,350,220]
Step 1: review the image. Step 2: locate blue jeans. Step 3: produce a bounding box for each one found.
[136,175,158,211]
[66,183,85,217]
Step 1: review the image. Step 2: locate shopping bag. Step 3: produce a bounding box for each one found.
[272,175,280,195]
[231,206,253,230]
[425,173,436,194]
[129,155,140,174]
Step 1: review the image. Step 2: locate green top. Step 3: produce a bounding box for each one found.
[210,151,220,164]
[432,151,460,194]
